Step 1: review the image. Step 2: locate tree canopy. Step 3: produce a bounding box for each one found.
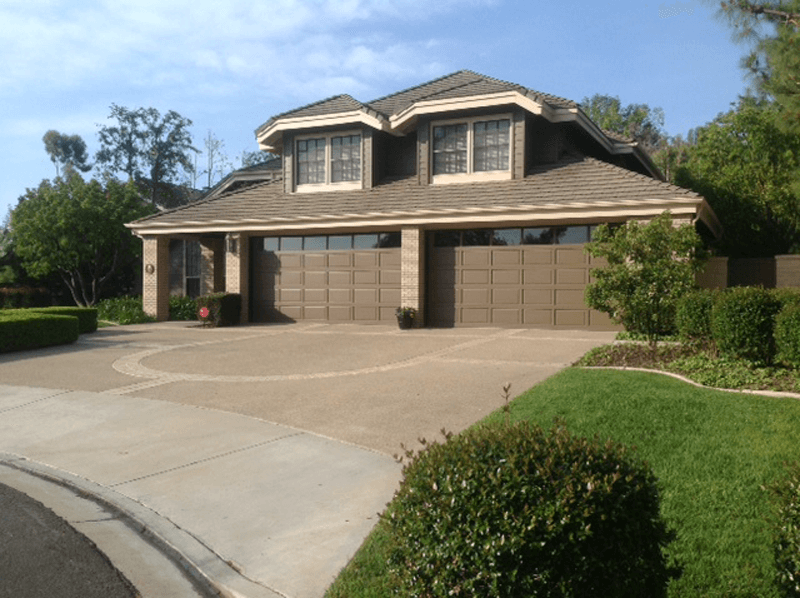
[10,176,155,306]
[42,130,92,177]
[580,94,666,153]
[675,98,800,256]
[711,0,800,132]
[96,104,197,204]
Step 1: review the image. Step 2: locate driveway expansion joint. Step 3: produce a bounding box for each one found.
[108,432,305,488]
[0,389,71,414]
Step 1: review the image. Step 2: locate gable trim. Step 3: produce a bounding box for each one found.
[257,110,390,151]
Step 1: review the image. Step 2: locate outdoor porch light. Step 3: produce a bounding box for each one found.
[228,236,238,254]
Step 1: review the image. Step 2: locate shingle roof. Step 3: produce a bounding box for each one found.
[130,158,699,231]
[367,70,577,116]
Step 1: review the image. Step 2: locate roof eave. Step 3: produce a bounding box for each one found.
[126,196,705,236]
[256,110,391,151]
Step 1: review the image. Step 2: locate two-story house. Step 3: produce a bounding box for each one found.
[128,70,721,329]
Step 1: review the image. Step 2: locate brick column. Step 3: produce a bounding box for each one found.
[142,235,170,321]
[225,232,250,323]
[200,237,224,295]
[777,255,800,288]
[401,227,425,327]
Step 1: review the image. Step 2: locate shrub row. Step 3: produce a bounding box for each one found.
[676,287,800,367]
[0,311,79,353]
[0,286,51,309]
[96,294,242,326]
[385,421,672,597]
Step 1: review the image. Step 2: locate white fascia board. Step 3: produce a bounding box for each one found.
[126,197,702,236]
[389,92,556,131]
[257,110,390,151]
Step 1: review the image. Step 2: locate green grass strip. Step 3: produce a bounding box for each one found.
[329,368,800,598]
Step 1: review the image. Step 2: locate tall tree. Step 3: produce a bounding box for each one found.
[96,104,197,204]
[10,176,155,306]
[710,0,800,132]
[42,130,92,177]
[199,130,231,189]
[580,94,666,153]
[675,97,800,256]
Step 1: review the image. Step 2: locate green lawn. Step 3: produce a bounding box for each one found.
[327,368,800,598]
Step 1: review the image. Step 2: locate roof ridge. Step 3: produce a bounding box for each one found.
[366,70,474,107]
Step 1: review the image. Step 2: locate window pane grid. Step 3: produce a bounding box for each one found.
[297,138,326,185]
[433,124,468,175]
[331,135,361,182]
[474,119,510,172]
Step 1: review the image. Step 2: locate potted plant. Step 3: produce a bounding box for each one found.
[396,306,417,330]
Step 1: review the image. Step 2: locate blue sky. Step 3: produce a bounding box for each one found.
[1,0,755,219]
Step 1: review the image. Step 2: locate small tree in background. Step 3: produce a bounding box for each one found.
[585,212,707,348]
[11,176,155,306]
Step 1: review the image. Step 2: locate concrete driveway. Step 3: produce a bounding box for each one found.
[0,322,615,597]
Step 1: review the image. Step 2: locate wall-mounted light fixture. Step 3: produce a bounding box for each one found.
[228,236,238,254]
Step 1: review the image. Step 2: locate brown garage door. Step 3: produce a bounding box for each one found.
[251,234,401,323]
[427,235,614,329]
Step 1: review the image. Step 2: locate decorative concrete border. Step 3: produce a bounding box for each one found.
[581,366,800,400]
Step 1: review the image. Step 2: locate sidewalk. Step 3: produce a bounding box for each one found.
[0,385,401,598]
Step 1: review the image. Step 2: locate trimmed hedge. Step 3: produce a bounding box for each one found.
[196,293,241,327]
[776,304,800,368]
[385,421,672,598]
[711,287,782,365]
[0,311,79,353]
[26,307,98,334]
[676,289,715,343]
[0,286,51,309]
[769,463,800,598]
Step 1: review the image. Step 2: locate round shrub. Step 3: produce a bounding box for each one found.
[776,304,800,368]
[385,422,672,598]
[676,288,715,343]
[711,287,782,364]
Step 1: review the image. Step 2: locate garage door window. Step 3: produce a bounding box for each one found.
[259,232,401,252]
[434,225,610,248]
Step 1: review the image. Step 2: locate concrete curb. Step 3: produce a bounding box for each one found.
[580,366,800,400]
[0,453,284,598]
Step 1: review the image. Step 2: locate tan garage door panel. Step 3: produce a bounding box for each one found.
[428,244,614,330]
[251,241,400,324]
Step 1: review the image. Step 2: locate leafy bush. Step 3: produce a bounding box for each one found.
[96,296,154,325]
[196,293,241,327]
[676,289,716,343]
[169,295,197,321]
[768,463,800,598]
[385,421,672,598]
[0,286,51,309]
[711,287,782,364]
[26,306,97,334]
[0,312,79,352]
[584,212,707,347]
[775,288,800,309]
[776,304,800,368]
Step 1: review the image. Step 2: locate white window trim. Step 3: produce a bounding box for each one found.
[431,114,513,185]
[295,130,363,193]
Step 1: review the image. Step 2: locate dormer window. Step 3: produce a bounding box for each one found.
[432,116,511,183]
[296,132,362,192]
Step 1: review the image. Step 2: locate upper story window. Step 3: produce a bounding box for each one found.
[296,132,361,192]
[432,116,511,183]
